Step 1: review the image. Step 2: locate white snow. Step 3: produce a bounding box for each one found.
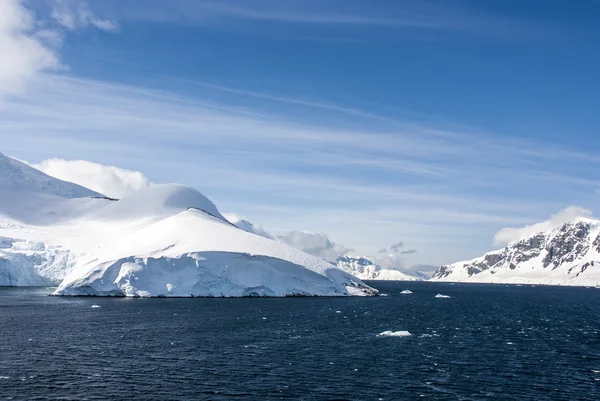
[400,290,413,294]
[377,330,412,337]
[435,294,451,298]
[0,152,377,297]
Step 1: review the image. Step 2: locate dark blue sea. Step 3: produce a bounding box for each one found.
[1,281,599,400]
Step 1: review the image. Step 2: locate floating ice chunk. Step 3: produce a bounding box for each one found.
[380,293,389,297]
[335,310,341,313]
[377,330,411,337]
[400,290,413,294]
[91,305,101,308]
[419,333,440,338]
[435,294,451,299]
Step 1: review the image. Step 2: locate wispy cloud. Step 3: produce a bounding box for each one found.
[58,0,537,38]
[51,0,118,32]
[192,0,436,27]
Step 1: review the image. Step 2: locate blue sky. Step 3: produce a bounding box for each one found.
[1,0,600,266]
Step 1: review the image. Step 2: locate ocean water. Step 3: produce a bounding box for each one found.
[1,281,599,400]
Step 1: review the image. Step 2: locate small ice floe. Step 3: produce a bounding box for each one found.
[419,333,440,338]
[335,310,342,313]
[435,294,451,299]
[400,290,413,295]
[506,342,514,345]
[262,317,267,320]
[91,305,101,308]
[377,330,412,337]
[0,376,9,380]
[380,293,389,297]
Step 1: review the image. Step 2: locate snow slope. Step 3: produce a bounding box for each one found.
[0,153,377,296]
[0,153,105,225]
[432,218,600,287]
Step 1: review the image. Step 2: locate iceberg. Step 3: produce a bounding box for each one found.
[377,330,412,337]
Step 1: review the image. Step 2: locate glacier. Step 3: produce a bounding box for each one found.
[0,152,377,297]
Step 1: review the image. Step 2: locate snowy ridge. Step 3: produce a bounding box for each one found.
[432,218,600,286]
[0,152,377,296]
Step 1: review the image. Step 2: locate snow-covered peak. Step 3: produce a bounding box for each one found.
[432,218,600,286]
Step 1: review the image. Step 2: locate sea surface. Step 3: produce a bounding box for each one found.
[1,281,599,400]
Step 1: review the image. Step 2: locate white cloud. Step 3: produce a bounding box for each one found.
[32,158,150,198]
[493,206,593,246]
[0,0,117,100]
[277,231,352,263]
[369,240,417,270]
[0,0,62,98]
[51,0,118,32]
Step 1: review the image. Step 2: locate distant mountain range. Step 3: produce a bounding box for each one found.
[334,255,425,281]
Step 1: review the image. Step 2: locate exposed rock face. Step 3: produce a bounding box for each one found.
[432,219,600,286]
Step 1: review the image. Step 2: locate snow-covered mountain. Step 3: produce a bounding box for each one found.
[432,218,600,286]
[0,153,377,297]
[335,255,420,281]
